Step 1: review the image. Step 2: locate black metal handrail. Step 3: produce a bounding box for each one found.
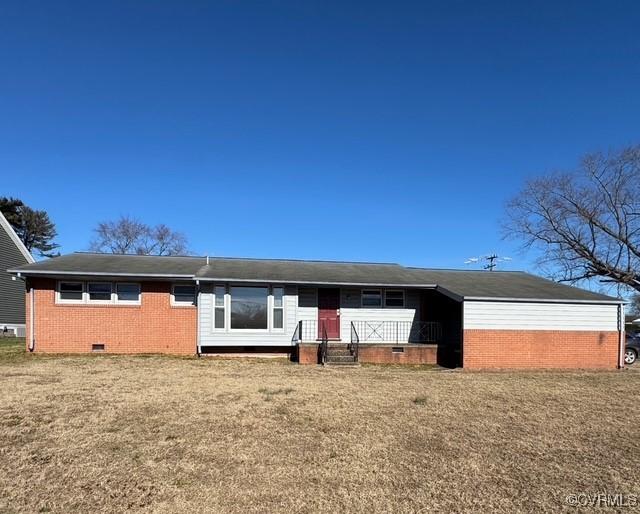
[291,320,302,343]
[352,320,443,343]
[320,322,328,364]
[350,321,359,361]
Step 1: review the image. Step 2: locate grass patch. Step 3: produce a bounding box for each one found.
[258,386,295,400]
[0,355,638,512]
[0,337,26,362]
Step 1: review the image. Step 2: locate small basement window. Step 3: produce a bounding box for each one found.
[92,343,105,352]
[385,290,405,308]
[362,289,382,307]
[173,284,196,305]
[392,347,405,353]
[88,282,113,302]
[59,282,84,301]
[116,283,141,303]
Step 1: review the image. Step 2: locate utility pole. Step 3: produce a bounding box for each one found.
[465,254,511,271]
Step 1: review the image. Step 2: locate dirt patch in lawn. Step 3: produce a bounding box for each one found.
[1,342,639,513]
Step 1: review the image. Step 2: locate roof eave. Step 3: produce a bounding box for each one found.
[463,295,624,304]
[7,269,195,279]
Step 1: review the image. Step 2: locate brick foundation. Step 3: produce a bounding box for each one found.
[463,329,620,370]
[297,343,321,364]
[26,278,196,355]
[359,344,440,364]
[297,343,444,365]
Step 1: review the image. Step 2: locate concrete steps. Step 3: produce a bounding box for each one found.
[324,344,358,366]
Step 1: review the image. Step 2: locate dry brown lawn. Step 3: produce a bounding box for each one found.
[1,338,639,513]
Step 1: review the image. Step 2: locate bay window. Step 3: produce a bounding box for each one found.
[230,286,269,329]
[272,286,284,330]
[214,285,226,329]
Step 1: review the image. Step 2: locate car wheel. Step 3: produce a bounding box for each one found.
[624,349,637,365]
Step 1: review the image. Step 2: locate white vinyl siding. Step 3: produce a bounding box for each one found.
[339,288,419,341]
[197,285,420,346]
[463,301,619,331]
[198,284,297,347]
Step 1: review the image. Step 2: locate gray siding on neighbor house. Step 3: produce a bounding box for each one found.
[0,223,30,325]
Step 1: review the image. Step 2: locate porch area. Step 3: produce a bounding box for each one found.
[294,320,458,366]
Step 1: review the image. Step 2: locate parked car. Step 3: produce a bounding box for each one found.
[625,333,640,365]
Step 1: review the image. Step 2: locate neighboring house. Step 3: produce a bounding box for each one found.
[8,252,626,369]
[0,211,35,337]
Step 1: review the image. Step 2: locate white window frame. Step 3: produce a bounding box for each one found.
[213,284,226,331]
[171,283,197,307]
[271,285,285,332]
[57,281,85,304]
[87,281,114,304]
[384,289,405,308]
[115,282,141,305]
[361,289,382,308]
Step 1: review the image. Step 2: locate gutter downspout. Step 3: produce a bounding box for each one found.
[20,274,35,352]
[29,283,35,352]
[195,279,201,358]
[14,273,34,352]
[619,303,625,369]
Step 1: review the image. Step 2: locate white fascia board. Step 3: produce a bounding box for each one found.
[0,211,35,263]
[463,296,624,305]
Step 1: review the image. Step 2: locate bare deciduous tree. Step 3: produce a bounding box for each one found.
[630,294,640,316]
[504,144,640,294]
[90,216,189,256]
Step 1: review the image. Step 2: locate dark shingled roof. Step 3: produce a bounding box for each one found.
[402,268,619,302]
[9,253,205,277]
[9,252,621,303]
[195,258,424,286]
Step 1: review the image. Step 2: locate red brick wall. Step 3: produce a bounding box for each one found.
[298,343,320,364]
[463,329,620,369]
[26,278,196,355]
[358,344,438,365]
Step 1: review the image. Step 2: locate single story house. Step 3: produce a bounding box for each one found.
[8,252,626,369]
[0,210,35,337]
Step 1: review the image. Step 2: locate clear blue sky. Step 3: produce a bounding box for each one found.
[1,1,639,270]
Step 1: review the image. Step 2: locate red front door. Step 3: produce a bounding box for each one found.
[318,288,340,339]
